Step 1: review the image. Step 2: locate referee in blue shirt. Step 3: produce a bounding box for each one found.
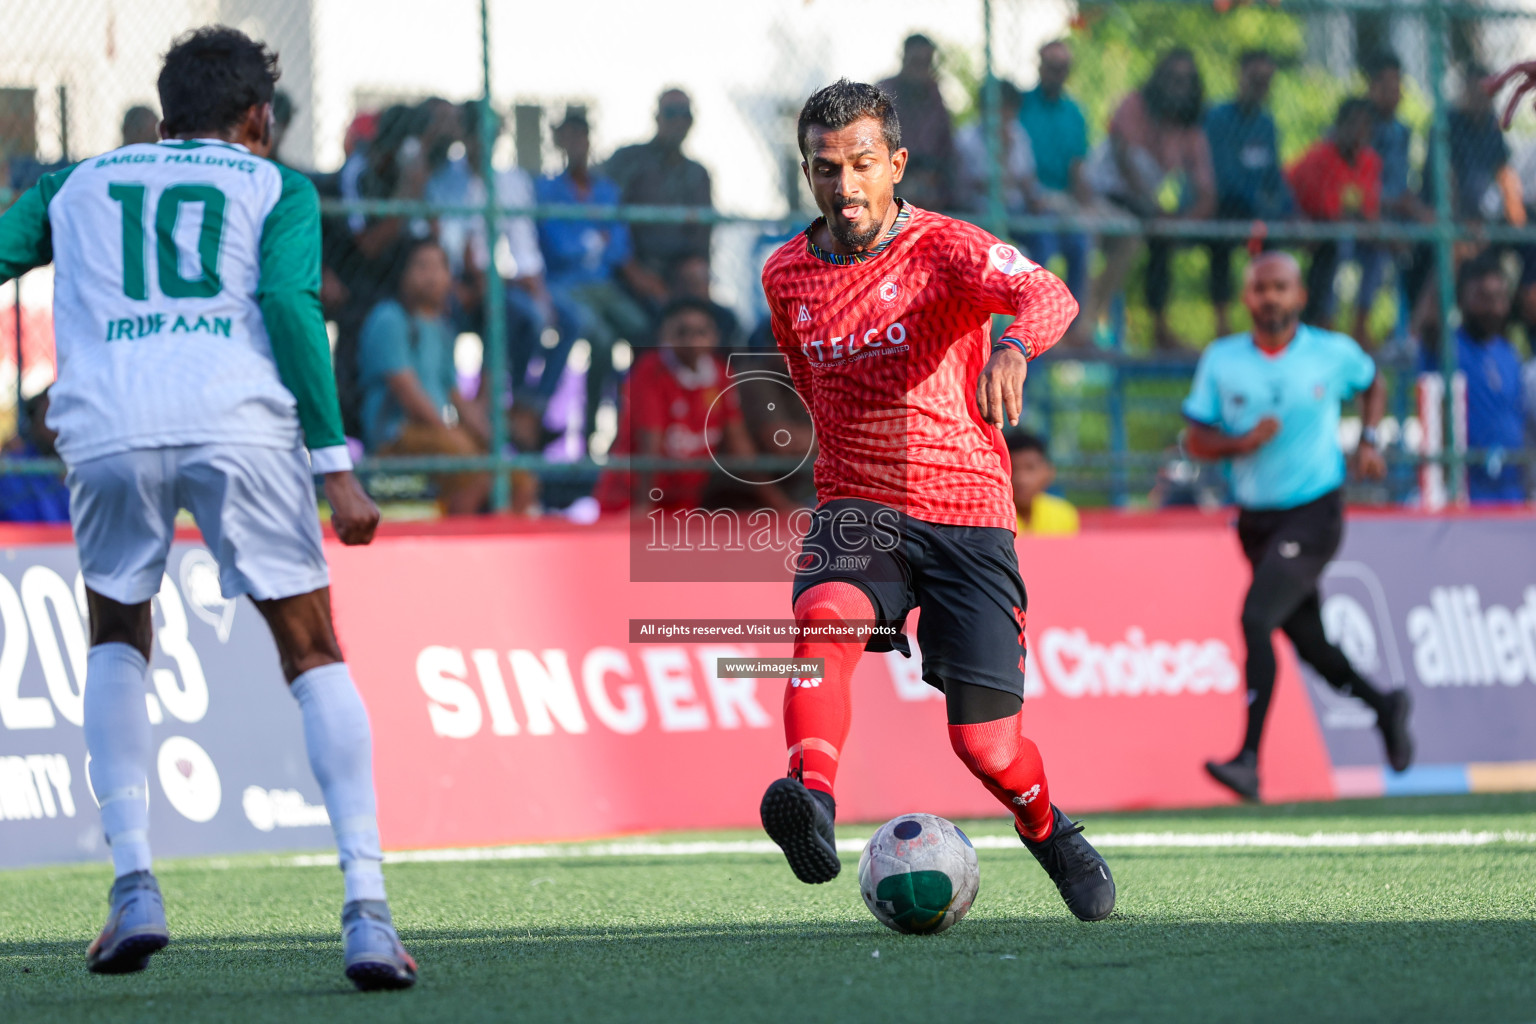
[1183,253,1413,800]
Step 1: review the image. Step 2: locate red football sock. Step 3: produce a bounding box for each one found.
[948,712,1054,841]
[783,581,873,797]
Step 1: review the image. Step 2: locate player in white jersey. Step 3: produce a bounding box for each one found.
[0,28,415,990]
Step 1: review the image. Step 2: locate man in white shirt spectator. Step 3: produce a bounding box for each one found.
[955,80,1040,216]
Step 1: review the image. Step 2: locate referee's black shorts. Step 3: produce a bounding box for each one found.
[791,498,1028,698]
[1236,488,1344,576]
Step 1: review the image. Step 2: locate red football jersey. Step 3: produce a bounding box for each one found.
[594,349,743,511]
[762,204,1076,530]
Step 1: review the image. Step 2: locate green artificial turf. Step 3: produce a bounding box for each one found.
[2,794,1534,1023]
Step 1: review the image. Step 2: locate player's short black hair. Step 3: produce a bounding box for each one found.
[1239,49,1275,68]
[903,33,936,52]
[1456,248,1507,296]
[1364,50,1402,79]
[659,297,720,330]
[797,79,902,158]
[158,26,279,137]
[1006,430,1050,459]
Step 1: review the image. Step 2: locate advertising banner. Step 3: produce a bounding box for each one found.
[3,513,1532,867]
[326,523,1334,852]
[1303,517,1536,796]
[0,541,330,869]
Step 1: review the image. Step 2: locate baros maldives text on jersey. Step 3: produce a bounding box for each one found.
[0,140,348,471]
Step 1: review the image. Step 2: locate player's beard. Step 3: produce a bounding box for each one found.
[1252,305,1300,336]
[828,199,883,251]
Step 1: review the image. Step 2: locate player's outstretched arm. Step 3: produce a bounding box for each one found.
[0,166,76,284]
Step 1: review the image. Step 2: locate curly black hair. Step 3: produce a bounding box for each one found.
[158,26,280,137]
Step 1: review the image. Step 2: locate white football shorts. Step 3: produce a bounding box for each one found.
[67,444,330,604]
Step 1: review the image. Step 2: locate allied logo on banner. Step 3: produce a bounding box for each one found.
[1407,585,1536,687]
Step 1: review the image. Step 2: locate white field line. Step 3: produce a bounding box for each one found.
[280,830,1536,868]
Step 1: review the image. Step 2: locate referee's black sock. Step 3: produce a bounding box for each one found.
[1284,613,1392,717]
[1240,621,1277,758]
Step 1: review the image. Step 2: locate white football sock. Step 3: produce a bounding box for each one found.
[290,662,387,904]
[83,643,153,878]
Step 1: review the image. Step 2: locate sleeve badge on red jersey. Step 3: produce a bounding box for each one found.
[988,243,1038,277]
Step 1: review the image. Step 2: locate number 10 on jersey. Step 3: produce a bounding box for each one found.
[108,183,227,300]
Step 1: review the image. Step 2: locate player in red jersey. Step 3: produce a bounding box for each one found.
[757,80,1114,922]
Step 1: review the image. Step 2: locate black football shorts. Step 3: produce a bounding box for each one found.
[791,498,1029,698]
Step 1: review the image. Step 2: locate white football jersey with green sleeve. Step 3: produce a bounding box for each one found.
[0,139,350,471]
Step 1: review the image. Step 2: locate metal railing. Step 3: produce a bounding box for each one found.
[3,0,1534,511]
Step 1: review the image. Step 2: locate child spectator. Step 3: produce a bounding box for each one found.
[0,389,69,523]
[1007,432,1078,535]
[1288,98,1381,329]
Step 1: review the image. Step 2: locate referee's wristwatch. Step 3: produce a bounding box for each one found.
[1359,425,1381,449]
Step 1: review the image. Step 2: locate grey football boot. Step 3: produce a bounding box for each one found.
[86,870,170,974]
[342,900,417,991]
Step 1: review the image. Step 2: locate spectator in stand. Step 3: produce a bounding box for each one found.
[1288,98,1381,330]
[0,390,69,523]
[956,79,1039,216]
[879,33,957,211]
[357,239,494,516]
[604,89,712,291]
[1205,50,1292,337]
[1426,253,1526,503]
[1007,432,1078,536]
[1410,67,1525,345]
[1019,40,1093,317]
[594,299,788,513]
[537,107,655,442]
[328,102,446,438]
[1081,48,1216,349]
[1359,52,1433,348]
[668,254,742,348]
[121,105,159,146]
[427,101,576,406]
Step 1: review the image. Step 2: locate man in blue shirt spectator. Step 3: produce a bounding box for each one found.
[1204,50,1292,337]
[537,107,656,442]
[1019,40,1092,314]
[1429,253,1527,502]
[1182,252,1412,801]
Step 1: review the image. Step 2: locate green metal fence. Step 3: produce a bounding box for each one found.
[3,0,1535,512]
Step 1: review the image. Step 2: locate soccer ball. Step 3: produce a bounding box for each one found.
[858,813,979,934]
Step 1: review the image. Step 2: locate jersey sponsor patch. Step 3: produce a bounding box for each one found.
[987,243,1037,277]
[797,304,812,323]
